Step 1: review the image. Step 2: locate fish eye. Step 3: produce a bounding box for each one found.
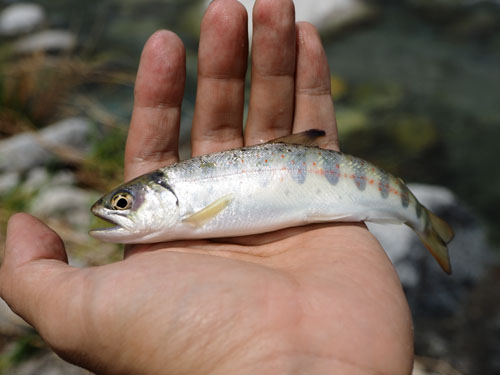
[110,192,133,210]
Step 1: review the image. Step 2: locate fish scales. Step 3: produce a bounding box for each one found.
[90,130,454,274]
[165,144,420,236]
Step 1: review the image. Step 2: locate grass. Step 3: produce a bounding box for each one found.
[78,125,127,191]
[0,333,44,373]
[0,54,83,136]
[0,39,133,265]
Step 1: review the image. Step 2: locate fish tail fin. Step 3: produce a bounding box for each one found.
[428,210,454,244]
[414,209,454,275]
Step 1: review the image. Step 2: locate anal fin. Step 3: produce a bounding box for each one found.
[307,213,354,223]
[366,217,404,225]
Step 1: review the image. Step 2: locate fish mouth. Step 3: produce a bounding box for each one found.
[92,214,121,231]
[89,205,124,235]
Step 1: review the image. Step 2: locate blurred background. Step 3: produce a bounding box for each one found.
[0,0,499,374]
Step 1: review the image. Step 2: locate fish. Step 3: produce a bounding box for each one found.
[90,129,453,274]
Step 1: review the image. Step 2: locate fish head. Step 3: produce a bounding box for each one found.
[89,172,180,243]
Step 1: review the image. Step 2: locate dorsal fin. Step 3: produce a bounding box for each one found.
[266,129,326,147]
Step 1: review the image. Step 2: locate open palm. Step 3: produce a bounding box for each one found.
[0,1,413,374]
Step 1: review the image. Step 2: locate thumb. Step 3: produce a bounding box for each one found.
[0,213,72,328]
[0,214,115,374]
[3,213,68,267]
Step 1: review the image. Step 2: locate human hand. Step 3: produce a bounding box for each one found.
[0,0,413,374]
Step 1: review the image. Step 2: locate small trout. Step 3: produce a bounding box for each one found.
[90,130,453,273]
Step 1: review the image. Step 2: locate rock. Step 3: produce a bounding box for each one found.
[292,0,374,34]
[447,5,500,37]
[30,185,97,229]
[204,0,375,36]
[50,170,77,186]
[21,167,50,194]
[0,117,91,173]
[409,0,500,9]
[21,168,76,194]
[0,3,45,36]
[14,30,77,54]
[413,356,463,375]
[0,298,31,336]
[367,183,492,316]
[4,350,88,375]
[0,171,20,195]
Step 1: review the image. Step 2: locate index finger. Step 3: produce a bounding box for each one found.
[124,30,186,181]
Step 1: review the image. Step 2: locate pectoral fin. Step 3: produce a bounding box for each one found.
[183,194,234,227]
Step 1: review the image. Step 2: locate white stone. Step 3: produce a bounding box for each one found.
[4,350,89,375]
[0,298,31,336]
[367,183,492,315]
[0,117,91,173]
[21,167,50,193]
[30,185,97,228]
[0,171,20,194]
[0,3,45,36]
[406,183,457,209]
[14,29,77,54]
[369,183,490,279]
[22,168,77,193]
[51,170,77,186]
[204,0,374,36]
[30,185,93,216]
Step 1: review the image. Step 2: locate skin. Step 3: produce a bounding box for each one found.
[0,0,414,374]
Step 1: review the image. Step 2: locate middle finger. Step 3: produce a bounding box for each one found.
[191,0,248,156]
[244,0,296,145]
